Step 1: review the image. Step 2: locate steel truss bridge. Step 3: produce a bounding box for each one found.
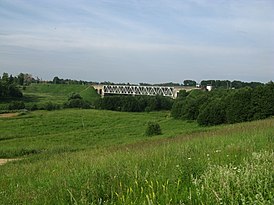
[92,84,198,99]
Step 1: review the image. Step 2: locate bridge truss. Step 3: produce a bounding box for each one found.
[103,85,176,98]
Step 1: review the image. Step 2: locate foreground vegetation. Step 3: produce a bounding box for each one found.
[0,109,273,204]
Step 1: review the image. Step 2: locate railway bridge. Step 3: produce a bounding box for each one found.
[92,84,199,99]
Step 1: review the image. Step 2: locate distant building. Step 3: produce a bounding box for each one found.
[206,85,213,91]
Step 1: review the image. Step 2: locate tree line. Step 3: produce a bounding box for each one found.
[95,95,173,112]
[0,72,23,99]
[171,82,274,126]
[51,75,264,90]
[200,80,263,89]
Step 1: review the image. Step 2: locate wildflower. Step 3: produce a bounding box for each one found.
[188,157,191,160]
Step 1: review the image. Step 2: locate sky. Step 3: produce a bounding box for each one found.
[0,0,273,83]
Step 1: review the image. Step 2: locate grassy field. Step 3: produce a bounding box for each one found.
[0,84,100,111]
[23,83,100,104]
[0,84,100,109]
[0,109,273,204]
[0,109,207,158]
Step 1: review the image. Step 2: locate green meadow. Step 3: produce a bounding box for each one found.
[0,108,273,204]
[24,83,100,105]
[0,109,206,158]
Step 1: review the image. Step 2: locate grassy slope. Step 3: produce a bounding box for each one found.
[0,109,207,158]
[0,109,273,204]
[23,83,100,105]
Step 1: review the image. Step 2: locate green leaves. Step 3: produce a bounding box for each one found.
[145,121,162,136]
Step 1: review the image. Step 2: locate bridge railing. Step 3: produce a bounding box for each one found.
[92,84,199,98]
[103,85,175,98]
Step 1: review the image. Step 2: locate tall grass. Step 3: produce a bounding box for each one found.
[192,151,274,204]
[0,109,205,158]
[0,117,273,204]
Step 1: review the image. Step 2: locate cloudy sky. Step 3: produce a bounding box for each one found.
[0,0,273,83]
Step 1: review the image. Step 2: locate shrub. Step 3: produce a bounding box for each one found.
[64,99,91,109]
[43,102,61,111]
[8,101,25,110]
[68,92,82,100]
[145,121,162,136]
[30,104,38,111]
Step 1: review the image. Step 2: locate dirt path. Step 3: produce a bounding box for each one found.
[0,159,18,165]
[0,113,19,118]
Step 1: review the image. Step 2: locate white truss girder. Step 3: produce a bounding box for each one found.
[103,85,175,98]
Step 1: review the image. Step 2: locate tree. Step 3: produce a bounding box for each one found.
[24,73,33,85]
[251,82,274,120]
[171,100,185,119]
[1,72,9,86]
[183,80,197,86]
[226,88,253,123]
[9,75,14,84]
[0,72,23,99]
[8,84,23,98]
[177,90,189,99]
[53,76,60,84]
[197,99,226,126]
[17,73,25,85]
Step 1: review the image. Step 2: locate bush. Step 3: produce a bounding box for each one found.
[64,99,91,109]
[8,101,25,110]
[145,121,162,136]
[30,104,38,111]
[68,92,82,100]
[43,102,61,111]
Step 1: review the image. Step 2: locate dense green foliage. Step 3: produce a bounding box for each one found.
[0,111,273,204]
[8,101,26,110]
[64,92,91,109]
[183,79,197,86]
[95,95,173,112]
[51,76,96,85]
[172,82,274,126]
[0,72,23,98]
[200,79,263,89]
[145,121,162,136]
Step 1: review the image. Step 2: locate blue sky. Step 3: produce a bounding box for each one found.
[0,0,273,83]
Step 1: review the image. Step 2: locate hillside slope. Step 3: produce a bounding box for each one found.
[23,83,100,104]
[0,111,273,204]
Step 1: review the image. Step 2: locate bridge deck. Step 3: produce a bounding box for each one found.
[92,84,199,98]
